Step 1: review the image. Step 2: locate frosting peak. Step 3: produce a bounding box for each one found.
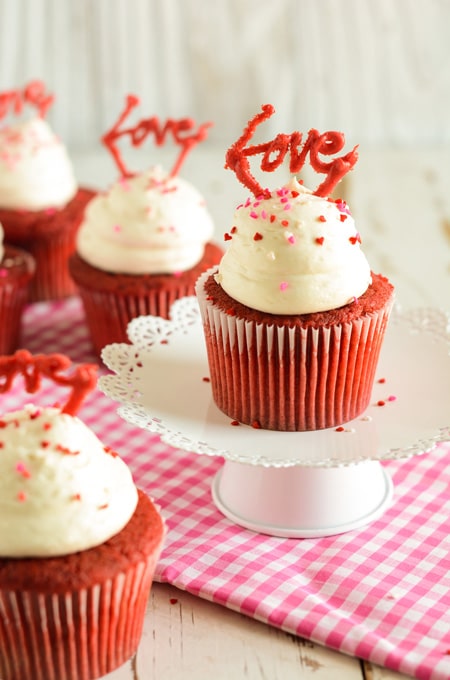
[0,117,77,210]
[0,405,138,557]
[76,166,214,274]
[217,178,372,315]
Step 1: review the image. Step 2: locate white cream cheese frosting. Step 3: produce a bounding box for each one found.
[0,404,138,557]
[0,117,78,210]
[217,178,372,314]
[76,165,214,274]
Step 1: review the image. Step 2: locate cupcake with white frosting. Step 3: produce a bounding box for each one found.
[0,354,165,680]
[196,178,394,431]
[0,117,95,301]
[69,165,223,356]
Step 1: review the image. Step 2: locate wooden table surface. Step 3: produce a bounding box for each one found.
[73,146,449,680]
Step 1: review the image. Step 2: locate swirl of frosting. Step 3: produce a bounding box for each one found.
[0,118,78,210]
[76,166,214,274]
[0,405,138,557]
[216,178,372,314]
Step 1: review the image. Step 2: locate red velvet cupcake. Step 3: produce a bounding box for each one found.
[0,352,166,680]
[0,224,35,354]
[0,117,95,301]
[195,106,394,431]
[70,166,223,356]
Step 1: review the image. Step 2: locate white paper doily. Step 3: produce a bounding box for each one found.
[100,297,450,469]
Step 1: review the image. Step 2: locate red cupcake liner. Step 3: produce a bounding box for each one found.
[0,549,161,680]
[0,188,95,302]
[76,283,199,356]
[0,246,35,354]
[196,272,393,431]
[69,243,224,357]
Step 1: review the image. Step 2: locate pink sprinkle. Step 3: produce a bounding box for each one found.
[119,178,130,191]
[17,491,27,502]
[16,461,31,478]
[250,211,258,219]
[0,269,7,278]
[261,209,267,219]
[113,224,122,232]
[286,233,296,245]
[279,281,289,291]
[284,204,292,211]
[173,271,182,278]
[253,201,261,207]
[45,207,57,216]
[280,197,288,203]
[388,395,397,402]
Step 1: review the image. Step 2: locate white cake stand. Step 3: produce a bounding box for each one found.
[100,298,450,538]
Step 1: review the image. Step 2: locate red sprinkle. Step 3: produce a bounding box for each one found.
[169,598,179,604]
[315,237,325,245]
[377,378,386,384]
[253,232,263,241]
[377,400,386,407]
[318,215,326,222]
[281,220,289,227]
[270,215,276,223]
[335,426,345,432]
[251,420,262,429]
[340,214,348,222]
[224,233,232,241]
[230,420,240,426]
[202,377,210,382]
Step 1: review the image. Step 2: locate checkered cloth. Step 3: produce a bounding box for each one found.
[4,297,450,680]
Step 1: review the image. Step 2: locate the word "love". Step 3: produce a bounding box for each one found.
[225,104,358,198]
[102,95,212,178]
[0,81,54,121]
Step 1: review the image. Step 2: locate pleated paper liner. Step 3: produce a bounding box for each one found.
[196,270,393,431]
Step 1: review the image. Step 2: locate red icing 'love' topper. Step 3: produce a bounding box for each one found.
[0,80,54,122]
[102,94,212,179]
[225,104,358,198]
[0,350,98,416]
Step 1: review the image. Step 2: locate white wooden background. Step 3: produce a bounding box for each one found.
[0,0,449,152]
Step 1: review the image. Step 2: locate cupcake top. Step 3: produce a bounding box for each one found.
[217,178,371,315]
[0,117,78,210]
[76,165,214,274]
[0,404,138,558]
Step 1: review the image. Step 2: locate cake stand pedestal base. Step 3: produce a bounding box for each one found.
[212,459,393,538]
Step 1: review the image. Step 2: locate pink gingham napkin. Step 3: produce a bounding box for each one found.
[4,298,450,680]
